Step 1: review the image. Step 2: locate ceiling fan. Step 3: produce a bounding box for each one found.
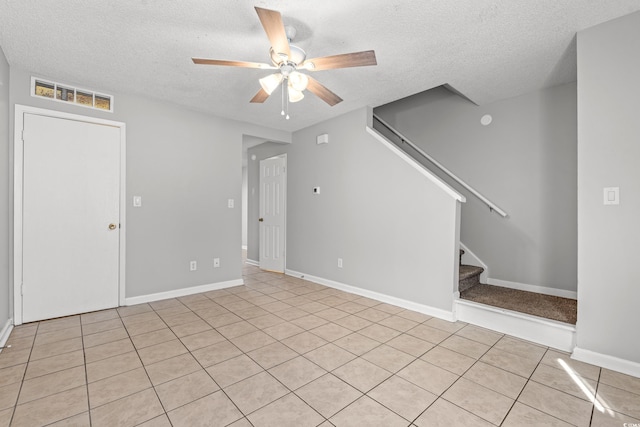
[192,6,377,113]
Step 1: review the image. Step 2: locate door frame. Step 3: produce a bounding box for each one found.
[13,105,127,325]
[259,154,287,273]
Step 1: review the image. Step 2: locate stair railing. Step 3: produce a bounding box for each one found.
[373,113,508,218]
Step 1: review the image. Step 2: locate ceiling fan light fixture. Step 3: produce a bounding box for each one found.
[259,73,284,95]
[288,86,304,103]
[288,71,309,91]
[193,7,376,111]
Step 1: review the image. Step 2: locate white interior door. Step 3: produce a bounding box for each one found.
[259,155,286,273]
[21,113,121,322]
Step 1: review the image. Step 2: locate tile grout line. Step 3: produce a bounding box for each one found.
[124,300,216,424]
[407,331,502,426]
[176,291,258,426]
[586,365,602,427]
[205,278,366,424]
[291,312,435,425]
[7,321,40,426]
[496,346,561,427]
[405,329,553,425]
[79,317,93,427]
[74,313,148,423]
[83,307,168,424]
[230,274,447,425]
[410,337,488,426]
[206,286,329,424]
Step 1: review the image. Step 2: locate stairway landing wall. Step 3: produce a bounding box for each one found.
[375,83,578,294]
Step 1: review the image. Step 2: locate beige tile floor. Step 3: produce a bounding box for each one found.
[1,261,639,426]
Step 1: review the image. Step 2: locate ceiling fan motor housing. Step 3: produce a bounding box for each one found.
[270,44,307,69]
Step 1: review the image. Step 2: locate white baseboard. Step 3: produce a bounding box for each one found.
[124,279,244,306]
[572,347,640,379]
[455,299,576,352]
[486,278,577,300]
[285,269,456,322]
[245,259,259,267]
[459,242,489,283]
[0,319,14,353]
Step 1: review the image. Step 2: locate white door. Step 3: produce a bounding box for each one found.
[259,156,286,273]
[21,113,121,322]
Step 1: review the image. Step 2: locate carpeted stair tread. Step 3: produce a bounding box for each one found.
[459,265,483,280]
[460,284,577,324]
[459,264,483,293]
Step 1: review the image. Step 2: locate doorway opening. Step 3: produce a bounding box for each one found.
[243,138,289,273]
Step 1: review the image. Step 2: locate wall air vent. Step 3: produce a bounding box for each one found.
[31,77,113,112]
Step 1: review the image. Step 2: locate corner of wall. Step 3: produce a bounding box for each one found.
[576,10,640,371]
[365,105,374,128]
[0,45,12,329]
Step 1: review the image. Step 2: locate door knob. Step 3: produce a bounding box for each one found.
[258,218,264,222]
[108,223,117,230]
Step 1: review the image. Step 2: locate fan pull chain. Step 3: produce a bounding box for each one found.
[286,83,290,120]
[280,80,285,116]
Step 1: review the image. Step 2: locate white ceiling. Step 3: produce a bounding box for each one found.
[1,1,638,132]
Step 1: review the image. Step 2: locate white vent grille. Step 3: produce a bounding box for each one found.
[31,77,113,112]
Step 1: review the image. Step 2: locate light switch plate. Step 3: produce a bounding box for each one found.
[603,187,619,205]
[313,187,320,195]
[228,199,235,208]
[133,196,142,207]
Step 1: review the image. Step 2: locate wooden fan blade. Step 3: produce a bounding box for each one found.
[192,58,274,69]
[254,7,291,59]
[302,50,377,71]
[306,76,343,106]
[250,88,270,103]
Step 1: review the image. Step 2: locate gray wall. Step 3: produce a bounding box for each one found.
[375,83,577,293]
[248,107,461,312]
[576,12,640,365]
[8,67,288,300]
[0,46,10,327]
[241,167,248,248]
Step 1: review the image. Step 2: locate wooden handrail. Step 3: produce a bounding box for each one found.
[373,114,508,218]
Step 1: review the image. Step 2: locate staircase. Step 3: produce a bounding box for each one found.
[456,247,577,351]
[368,115,578,350]
[458,249,484,293]
[458,248,577,325]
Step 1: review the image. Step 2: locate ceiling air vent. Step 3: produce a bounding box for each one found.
[31,77,113,112]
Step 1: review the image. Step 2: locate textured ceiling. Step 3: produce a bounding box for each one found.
[1,1,639,132]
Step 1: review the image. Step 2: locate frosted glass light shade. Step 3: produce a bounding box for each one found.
[288,72,309,91]
[288,85,304,103]
[259,73,284,95]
